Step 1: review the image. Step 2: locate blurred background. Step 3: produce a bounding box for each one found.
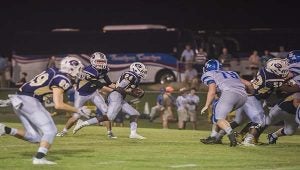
[0,0,299,129]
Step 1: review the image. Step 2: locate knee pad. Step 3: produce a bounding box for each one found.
[40,124,57,144]
[24,132,41,143]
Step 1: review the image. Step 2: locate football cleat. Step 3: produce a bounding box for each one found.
[228,133,237,147]
[241,135,256,146]
[56,131,67,137]
[267,133,277,144]
[129,133,146,139]
[107,132,117,139]
[73,119,88,134]
[0,123,6,136]
[200,136,222,144]
[32,157,57,165]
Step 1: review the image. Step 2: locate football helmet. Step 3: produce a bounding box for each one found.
[287,50,300,64]
[203,59,222,73]
[90,52,107,69]
[60,56,84,78]
[265,58,289,78]
[129,62,147,79]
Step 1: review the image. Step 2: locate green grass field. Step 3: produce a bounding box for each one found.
[1,120,300,170]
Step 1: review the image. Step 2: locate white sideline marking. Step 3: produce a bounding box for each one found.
[169,164,198,168]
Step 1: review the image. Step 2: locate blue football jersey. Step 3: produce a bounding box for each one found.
[18,67,72,101]
[251,68,285,100]
[76,65,112,96]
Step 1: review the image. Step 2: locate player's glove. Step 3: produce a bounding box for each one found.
[130,88,145,98]
[77,106,91,118]
[200,106,209,115]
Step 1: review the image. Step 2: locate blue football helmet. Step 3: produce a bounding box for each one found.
[287,50,300,64]
[203,59,222,73]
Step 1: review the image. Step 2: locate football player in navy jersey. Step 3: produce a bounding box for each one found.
[0,56,90,164]
[73,62,147,139]
[57,52,116,139]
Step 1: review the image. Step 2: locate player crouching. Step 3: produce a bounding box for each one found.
[72,62,147,139]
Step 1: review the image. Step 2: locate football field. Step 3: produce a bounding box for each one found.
[1,122,300,170]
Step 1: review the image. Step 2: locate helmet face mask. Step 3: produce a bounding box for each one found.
[203,59,222,73]
[90,52,107,69]
[130,62,147,79]
[60,56,84,79]
[266,58,289,78]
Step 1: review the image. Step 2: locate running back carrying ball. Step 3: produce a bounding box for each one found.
[130,87,145,98]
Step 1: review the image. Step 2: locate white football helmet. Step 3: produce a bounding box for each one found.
[265,58,289,78]
[130,62,147,79]
[90,52,107,69]
[60,56,84,78]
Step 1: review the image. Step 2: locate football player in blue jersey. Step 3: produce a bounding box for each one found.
[200,59,248,147]
[56,52,116,139]
[73,62,147,139]
[0,56,90,164]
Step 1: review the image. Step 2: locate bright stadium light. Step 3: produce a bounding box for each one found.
[51,28,80,32]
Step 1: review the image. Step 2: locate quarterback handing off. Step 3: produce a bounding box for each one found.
[73,62,147,139]
[0,56,91,164]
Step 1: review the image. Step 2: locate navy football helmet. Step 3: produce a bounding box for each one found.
[203,59,222,73]
[287,50,300,64]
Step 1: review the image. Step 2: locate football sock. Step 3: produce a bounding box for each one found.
[62,128,68,132]
[210,130,218,137]
[36,147,48,159]
[224,127,233,135]
[130,122,137,134]
[271,133,278,139]
[86,117,98,125]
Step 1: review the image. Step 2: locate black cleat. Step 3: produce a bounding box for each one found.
[228,133,237,147]
[267,133,277,144]
[200,136,222,144]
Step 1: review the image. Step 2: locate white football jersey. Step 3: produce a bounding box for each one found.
[176,95,188,111]
[186,94,199,111]
[201,70,246,96]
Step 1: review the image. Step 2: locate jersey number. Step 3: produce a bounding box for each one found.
[29,71,49,86]
[221,71,239,79]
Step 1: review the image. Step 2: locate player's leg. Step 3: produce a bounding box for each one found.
[91,91,117,139]
[177,110,187,129]
[121,101,145,139]
[57,91,88,136]
[149,105,160,122]
[215,91,247,147]
[73,91,121,134]
[242,96,265,145]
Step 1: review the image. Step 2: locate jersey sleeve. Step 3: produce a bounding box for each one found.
[201,71,215,86]
[50,75,72,91]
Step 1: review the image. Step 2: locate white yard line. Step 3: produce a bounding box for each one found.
[169,164,198,168]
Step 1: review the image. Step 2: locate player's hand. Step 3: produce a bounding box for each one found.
[200,106,209,115]
[78,106,91,118]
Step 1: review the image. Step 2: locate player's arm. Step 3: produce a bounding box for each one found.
[204,83,217,108]
[52,87,78,113]
[240,78,255,94]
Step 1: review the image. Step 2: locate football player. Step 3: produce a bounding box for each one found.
[56,52,116,138]
[266,50,300,144]
[72,62,147,139]
[200,59,248,147]
[0,56,90,164]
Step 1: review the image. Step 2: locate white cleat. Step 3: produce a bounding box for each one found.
[33,157,57,165]
[73,119,88,135]
[56,131,67,137]
[0,123,6,136]
[241,135,256,146]
[107,132,118,139]
[129,133,146,139]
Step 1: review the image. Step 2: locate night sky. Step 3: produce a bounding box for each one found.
[0,0,299,55]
